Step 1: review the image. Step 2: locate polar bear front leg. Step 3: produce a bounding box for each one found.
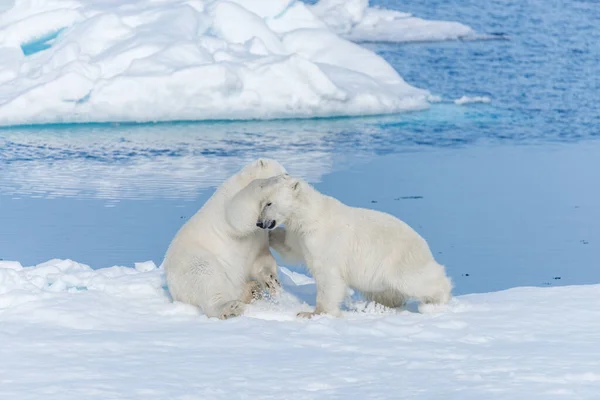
[250,248,281,296]
[269,227,305,265]
[298,267,345,318]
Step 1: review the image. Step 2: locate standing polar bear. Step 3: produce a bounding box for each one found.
[163,159,286,319]
[259,175,452,318]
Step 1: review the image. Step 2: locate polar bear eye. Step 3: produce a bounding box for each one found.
[266,202,272,207]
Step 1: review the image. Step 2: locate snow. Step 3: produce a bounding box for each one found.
[0,0,483,126]
[454,95,492,105]
[0,0,438,126]
[310,0,477,43]
[1,258,599,399]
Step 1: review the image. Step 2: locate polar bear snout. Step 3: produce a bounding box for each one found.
[256,220,277,230]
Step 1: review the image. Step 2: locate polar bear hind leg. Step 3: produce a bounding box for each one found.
[214,281,264,319]
[219,276,275,319]
[388,261,452,313]
[363,289,408,309]
[168,249,250,319]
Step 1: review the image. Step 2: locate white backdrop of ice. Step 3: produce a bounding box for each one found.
[0,0,447,126]
[1,258,599,399]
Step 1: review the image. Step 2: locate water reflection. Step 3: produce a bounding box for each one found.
[0,104,502,200]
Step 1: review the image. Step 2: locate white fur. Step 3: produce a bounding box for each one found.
[162,159,287,319]
[262,176,453,317]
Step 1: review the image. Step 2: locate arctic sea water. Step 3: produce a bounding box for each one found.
[0,0,599,296]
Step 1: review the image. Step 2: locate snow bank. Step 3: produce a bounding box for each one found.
[1,258,599,399]
[310,0,476,43]
[0,0,430,126]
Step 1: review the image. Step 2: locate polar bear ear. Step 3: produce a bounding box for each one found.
[292,181,300,191]
[258,159,265,167]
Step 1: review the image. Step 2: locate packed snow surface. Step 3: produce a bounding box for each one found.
[1,259,599,399]
[0,0,466,126]
[310,0,476,43]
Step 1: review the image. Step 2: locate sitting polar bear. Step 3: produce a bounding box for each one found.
[259,175,453,318]
[162,159,287,319]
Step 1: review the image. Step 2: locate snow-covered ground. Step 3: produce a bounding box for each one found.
[1,259,599,399]
[0,0,480,126]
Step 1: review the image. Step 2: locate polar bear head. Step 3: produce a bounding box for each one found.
[256,175,302,230]
[239,158,287,181]
[228,158,287,193]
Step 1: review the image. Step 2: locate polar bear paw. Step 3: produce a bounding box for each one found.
[256,271,281,296]
[297,310,331,319]
[264,273,281,294]
[297,308,341,319]
[219,300,245,320]
[297,311,319,319]
[243,281,264,303]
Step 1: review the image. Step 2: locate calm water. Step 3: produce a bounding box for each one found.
[1,0,599,295]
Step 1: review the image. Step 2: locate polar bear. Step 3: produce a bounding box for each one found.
[260,175,452,318]
[162,159,287,319]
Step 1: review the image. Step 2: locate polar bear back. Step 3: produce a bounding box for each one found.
[302,200,432,282]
